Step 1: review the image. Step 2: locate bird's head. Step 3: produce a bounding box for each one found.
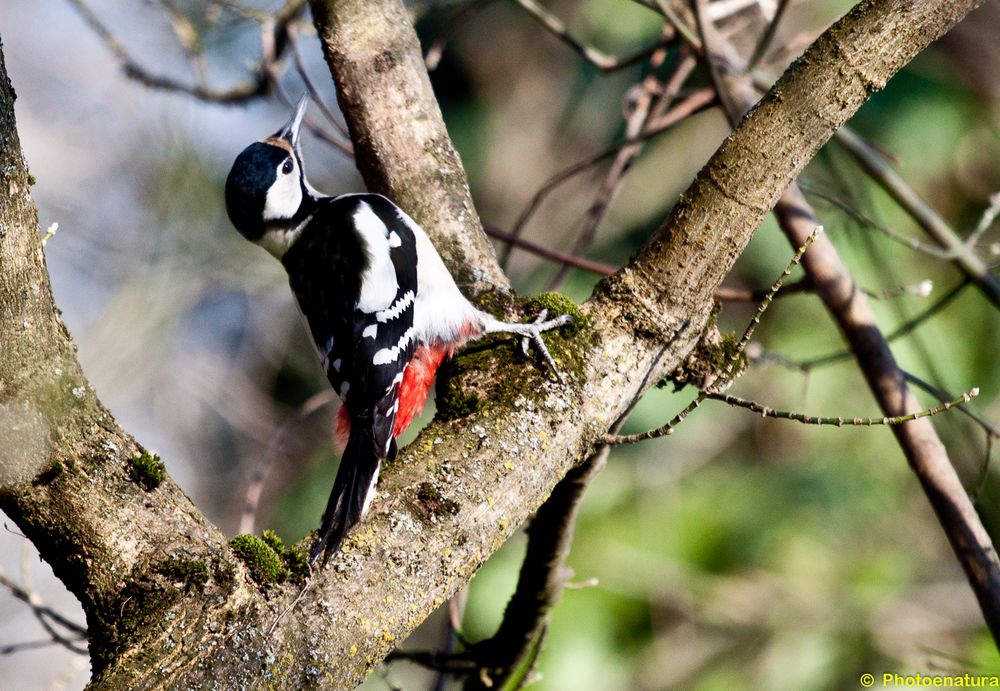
[225,96,313,254]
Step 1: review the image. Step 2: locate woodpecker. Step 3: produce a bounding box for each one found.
[225,97,572,564]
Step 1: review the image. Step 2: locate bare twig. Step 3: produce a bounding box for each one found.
[65,0,306,103]
[501,88,716,266]
[798,179,953,258]
[512,0,670,72]
[775,186,1000,642]
[699,7,1000,636]
[902,370,1000,440]
[747,0,790,69]
[153,0,209,85]
[649,0,702,48]
[606,229,820,446]
[966,192,1000,248]
[545,46,696,290]
[800,280,969,370]
[288,26,339,131]
[484,225,616,276]
[287,22,352,141]
[0,566,88,656]
[424,0,497,71]
[713,277,812,302]
[706,388,979,427]
[833,126,1000,309]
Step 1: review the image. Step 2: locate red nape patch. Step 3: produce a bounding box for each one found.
[394,346,447,438]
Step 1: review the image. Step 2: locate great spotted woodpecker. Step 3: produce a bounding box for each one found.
[225,97,572,563]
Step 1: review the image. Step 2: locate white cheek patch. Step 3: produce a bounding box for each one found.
[262,163,302,221]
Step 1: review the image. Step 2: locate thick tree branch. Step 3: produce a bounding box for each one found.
[307,0,509,293]
[0,0,987,687]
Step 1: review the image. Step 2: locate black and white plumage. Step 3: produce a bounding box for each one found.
[225,97,572,564]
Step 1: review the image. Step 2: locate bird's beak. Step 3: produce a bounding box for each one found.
[274,94,308,149]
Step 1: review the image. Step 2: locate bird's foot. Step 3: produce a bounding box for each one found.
[510,309,575,383]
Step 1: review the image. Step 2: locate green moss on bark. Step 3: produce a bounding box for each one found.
[261,529,310,580]
[158,558,209,592]
[229,534,289,585]
[435,292,592,421]
[128,451,165,490]
[230,531,310,585]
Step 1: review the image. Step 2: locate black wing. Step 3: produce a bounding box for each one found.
[281,193,418,422]
[282,194,419,562]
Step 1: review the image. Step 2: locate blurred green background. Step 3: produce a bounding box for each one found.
[2,1,1000,689]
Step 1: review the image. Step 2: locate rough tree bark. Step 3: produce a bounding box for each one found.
[0,0,987,688]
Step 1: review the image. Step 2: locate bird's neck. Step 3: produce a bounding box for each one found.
[258,189,326,258]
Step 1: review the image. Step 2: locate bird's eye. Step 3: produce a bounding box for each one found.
[281,159,294,175]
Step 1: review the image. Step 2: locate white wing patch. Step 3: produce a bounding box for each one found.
[353,202,399,313]
[372,327,415,365]
[362,324,378,339]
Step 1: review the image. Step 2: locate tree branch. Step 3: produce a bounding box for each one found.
[307,0,509,293]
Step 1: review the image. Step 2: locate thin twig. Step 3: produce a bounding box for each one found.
[512,0,669,72]
[500,88,715,266]
[833,126,1000,309]
[153,0,209,86]
[433,589,469,691]
[649,0,702,48]
[425,0,497,71]
[902,370,1000,440]
[713,277,812,302]
[545,46,695,290]
[799,179,952,258]
[0,637,87,655]
[747,0,791,69]
[0,567,89,656]
[484,225,616,275]
[239,390,338,534]
[287,22,352,141]
[720,229,821,385]
[0,569,87,638]
[605,229,821,445]
[65,0,305,103]
[800,280,969,370]
[706,388,979,426]
[966,191,1000,248]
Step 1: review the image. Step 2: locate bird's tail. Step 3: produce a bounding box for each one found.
[310,419,383,564]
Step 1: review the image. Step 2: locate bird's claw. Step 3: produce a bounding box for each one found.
[519,309,575,384]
